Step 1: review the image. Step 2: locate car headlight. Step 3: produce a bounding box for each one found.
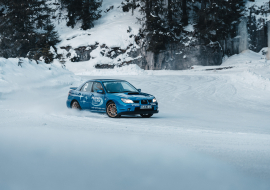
[121,98,134,104]
[153,98,157,103]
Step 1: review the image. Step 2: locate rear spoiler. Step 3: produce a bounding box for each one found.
[70,87,77,90]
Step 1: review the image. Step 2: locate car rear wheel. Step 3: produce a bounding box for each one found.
[71,100,81,110]
[140,114,153,118]
[106,102,120,118]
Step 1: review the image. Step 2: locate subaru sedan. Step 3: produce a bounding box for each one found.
[66,79,159,118]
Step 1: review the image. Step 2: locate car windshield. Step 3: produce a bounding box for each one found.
[103,81,138,93]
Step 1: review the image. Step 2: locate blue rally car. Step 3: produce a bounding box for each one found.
[66,79,159,118]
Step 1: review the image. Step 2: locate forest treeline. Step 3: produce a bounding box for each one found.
[0,0,246,62]
[132,0,245,52]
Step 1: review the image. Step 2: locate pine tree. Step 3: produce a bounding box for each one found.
[168,0,187,36]
[28,22,60,63]
[0,0,60,63]
[138,0,168,52]
[193,0,245,42]
[60,0,102,30]
[138,0,187,52]
[181,0,188,26]
[0,0,34,57]
[137,0,245,53]
[81,0,102,30]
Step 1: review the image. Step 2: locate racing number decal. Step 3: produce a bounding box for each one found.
[92,97,104,106]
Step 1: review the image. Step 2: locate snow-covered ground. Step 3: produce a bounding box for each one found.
[1,51,270,189]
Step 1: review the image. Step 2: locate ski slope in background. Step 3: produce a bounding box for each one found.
[1,51,270,189]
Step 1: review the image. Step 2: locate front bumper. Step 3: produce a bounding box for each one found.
[109,98,159,116]
[119,110,159,115]
[117,104,159,115]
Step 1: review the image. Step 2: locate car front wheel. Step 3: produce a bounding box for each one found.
[106,102,120,118]
[140,114,153,118]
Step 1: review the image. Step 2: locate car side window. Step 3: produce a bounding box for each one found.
[81,82,93,92]
[92,82,103,93]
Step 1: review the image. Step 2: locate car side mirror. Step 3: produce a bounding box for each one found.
[97,90,104,94]
[137,89,141,92]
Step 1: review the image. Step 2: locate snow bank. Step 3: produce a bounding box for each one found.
[0,58,81,93]
[221,48,270,91]
[221,50,265,66]
[221,50,270,90]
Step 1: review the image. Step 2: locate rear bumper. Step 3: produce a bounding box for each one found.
[119,110,159,115]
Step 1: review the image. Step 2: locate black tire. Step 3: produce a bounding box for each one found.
[71,100,81,110]
[106,102,120,118]
[140,114,153,118]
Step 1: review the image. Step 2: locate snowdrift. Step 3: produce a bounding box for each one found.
[221,50,270,91]
[0,58,80,94]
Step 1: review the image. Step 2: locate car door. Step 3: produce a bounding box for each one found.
[90,82,106,112]
[79,82,93,109]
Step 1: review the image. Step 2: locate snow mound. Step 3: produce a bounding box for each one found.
[221,50,264,66]
[221,49,270,91]
[0,58,81,93]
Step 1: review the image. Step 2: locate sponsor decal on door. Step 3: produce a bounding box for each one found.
[92,97,103,106]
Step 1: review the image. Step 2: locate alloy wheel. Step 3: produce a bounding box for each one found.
[107,103,119,118]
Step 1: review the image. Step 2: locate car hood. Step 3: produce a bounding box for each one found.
[108,92,154,100]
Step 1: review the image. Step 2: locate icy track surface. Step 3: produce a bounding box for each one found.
[1,51,270,189]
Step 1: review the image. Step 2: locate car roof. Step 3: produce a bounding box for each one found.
[87,79,127,83]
